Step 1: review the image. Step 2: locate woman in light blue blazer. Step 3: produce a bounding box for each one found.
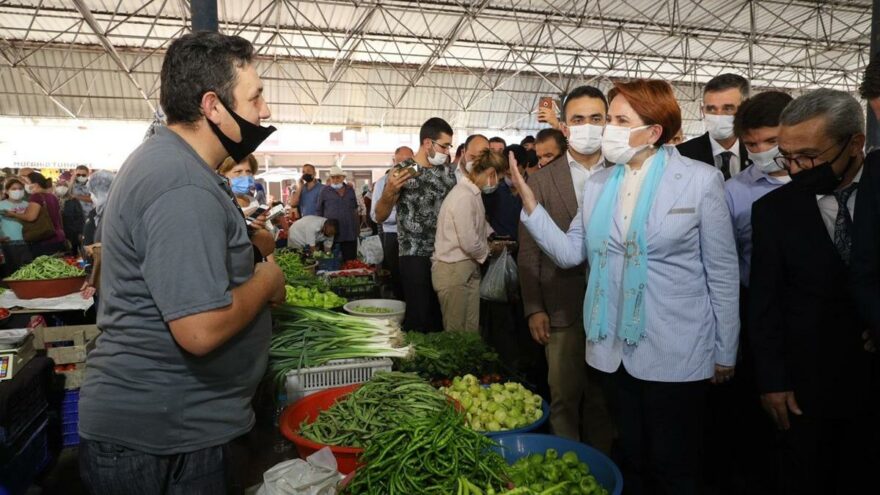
[511,80,740,495]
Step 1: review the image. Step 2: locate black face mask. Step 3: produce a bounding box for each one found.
[789,139,854,195]
[302,174,314,183]
[206,99,276,164]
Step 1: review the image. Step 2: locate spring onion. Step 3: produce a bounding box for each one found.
[269,306,414,384]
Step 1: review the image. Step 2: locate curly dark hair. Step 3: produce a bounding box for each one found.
[160,32,255,125]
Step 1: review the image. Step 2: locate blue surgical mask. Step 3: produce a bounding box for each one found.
[331,183,344,190]
[230,175,255,195]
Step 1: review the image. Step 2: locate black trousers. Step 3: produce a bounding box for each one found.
[338,240,357,261]
[604,366,708,495]
[381,232,403,300]
[399,255,443,332]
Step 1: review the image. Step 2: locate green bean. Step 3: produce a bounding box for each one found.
[7,256,84,281]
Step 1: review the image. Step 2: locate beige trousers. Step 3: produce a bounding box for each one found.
[431,259,481,332]
[545,322,615,452]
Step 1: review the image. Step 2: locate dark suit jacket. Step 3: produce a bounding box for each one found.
[749,180,878,418]
[677,132,749,175]
[851,151,880,344]
[517,155,587,328]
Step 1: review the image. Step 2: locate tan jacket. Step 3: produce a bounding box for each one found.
[517,155,587,328]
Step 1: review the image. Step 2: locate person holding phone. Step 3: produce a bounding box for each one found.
[537,96,562,130]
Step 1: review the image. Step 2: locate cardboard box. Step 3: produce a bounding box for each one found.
[0,333,36,382]
[32,324,100,365]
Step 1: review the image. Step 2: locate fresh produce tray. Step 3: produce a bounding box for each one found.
[4,276,86,300]
[284,357,393,404]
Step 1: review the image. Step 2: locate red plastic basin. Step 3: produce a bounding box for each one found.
[279,383,363,474]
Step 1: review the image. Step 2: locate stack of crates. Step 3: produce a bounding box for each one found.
[61,390,80,447]
[0,358,52,495]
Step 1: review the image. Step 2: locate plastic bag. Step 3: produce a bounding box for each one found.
[358,235,384,265]
[479,247,518,302]
[256,447,343,495]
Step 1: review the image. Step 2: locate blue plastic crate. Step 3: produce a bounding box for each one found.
[0,419,49,495]
[317,257,342,272]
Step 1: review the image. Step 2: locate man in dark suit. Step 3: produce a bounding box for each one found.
[518,85,613,449]
[749,88,880,494]
[678,73,750,179]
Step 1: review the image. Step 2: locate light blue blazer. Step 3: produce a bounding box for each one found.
[521,147,739,382]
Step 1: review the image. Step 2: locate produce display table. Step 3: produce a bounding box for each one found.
[0,292,93,314]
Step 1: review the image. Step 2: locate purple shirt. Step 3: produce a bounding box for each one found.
[723,165,789,287]
[317,185,358,242]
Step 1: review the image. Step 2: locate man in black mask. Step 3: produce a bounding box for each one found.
[749,88,880,494]
[77,32,285,494]
[290,163,324,217]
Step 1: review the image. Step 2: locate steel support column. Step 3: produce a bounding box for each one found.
[191,0,218,32]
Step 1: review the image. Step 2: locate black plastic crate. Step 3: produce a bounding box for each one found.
[0,360,50,452]
[330,283,380,301]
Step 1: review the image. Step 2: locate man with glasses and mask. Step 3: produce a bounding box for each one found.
[72,165,94,217]
[749,89,880,494]
[375,117,457,331]
[678,73,750,179]
[76,32,286,493]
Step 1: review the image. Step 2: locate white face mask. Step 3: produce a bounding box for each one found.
[76,176,88,184]
[704,114,735,141]
[8,190,24,201]
[55,186,69,196]
[465,161,474,173]
[568,124,604,155]
[748,145,784,174]
[428,148,449,166]
[601,125,652,165]
[481,174,498,195]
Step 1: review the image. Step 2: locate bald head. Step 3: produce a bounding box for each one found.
[465,135,490,165]
[394,146,414,165]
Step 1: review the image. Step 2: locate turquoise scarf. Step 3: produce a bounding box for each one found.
[583,147,669,345]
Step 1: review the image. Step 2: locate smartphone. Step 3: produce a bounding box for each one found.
[393,162,421,179]
[538,96,555,123]
[248,206,268,219]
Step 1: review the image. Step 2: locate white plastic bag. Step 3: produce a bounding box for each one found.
[256,447,343,495]
[479,248,518,302]
[358,235,384,265]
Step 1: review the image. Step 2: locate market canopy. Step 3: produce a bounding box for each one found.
[0,0,871,134]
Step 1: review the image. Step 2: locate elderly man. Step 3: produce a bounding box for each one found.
[316,165,359,261]
[749,89,880,494]
[371,146,414,299]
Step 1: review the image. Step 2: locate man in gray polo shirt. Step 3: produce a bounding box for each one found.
[77,32,285,494]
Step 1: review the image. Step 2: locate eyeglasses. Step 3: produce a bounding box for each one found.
[75,174,87,178]
[432,140,453,153]
[773,138,851,171]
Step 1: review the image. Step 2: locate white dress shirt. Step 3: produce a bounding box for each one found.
[816,167,861,240]
[568,151,605,206]
[709,137,742,177]
[370,175,397,234]
[618,153,657,233]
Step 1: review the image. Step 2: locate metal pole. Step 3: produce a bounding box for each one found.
[191,0,219,33]
[867,0,880,149]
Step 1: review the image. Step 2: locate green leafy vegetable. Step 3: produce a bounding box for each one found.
[394,331,501,380]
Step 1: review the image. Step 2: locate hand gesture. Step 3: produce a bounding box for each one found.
[508,152,538,215]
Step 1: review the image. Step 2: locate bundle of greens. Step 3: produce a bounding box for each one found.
[394,331,501,381]
[300,371,447,448]
[7,256,84,281]
[342,404,509,495]
[269,306,412,384]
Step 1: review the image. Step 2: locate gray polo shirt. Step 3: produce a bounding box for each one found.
[78,127,271,454]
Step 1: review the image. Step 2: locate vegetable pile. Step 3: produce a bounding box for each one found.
[269,306,412,383]
[7,256,85,281]
[350,306,393,314]
[442,375,543,432]
[341,259,371,270]
[505,449,609,495]
[284,285,347,309]
[394,332,501,381]
[300,371,447,448]
[276,250,314,280]
[342,404,509,494]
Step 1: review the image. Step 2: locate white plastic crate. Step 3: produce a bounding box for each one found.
[284,357,393,404]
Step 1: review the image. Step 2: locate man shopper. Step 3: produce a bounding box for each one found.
[749,89,880,494]
[77,32,286,494]
[287,215,338,252]
[289,163,324,217]
[371,146,413,300]
[375,118,456,331]
[678,73,750,179]
[518,85,611,446]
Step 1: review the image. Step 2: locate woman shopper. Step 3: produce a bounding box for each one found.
[0,177,33,276]
[219,154,259,210]
[56,172,85,256]
[511,79,740,495]
[4,172,67,257]
[432,148,505,332]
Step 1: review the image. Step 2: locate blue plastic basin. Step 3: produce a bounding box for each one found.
[491,433,623,495]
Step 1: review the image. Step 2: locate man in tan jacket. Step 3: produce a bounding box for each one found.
[518,86,613,448]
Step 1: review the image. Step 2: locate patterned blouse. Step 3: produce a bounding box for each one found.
[396,158,457,257]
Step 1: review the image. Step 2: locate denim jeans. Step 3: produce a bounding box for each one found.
[79,439,242,495]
